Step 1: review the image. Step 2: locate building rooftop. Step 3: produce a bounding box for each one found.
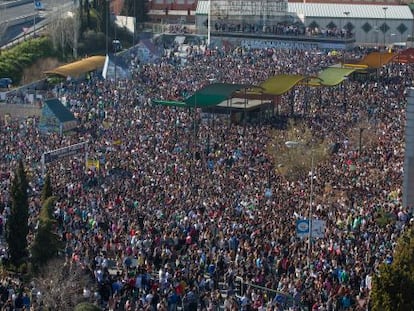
[196,1,413,20]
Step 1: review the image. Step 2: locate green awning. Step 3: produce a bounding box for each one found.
[152,83,250,108]
[184,83,250,107]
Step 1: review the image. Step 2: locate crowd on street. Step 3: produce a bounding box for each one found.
[0,43,413,311]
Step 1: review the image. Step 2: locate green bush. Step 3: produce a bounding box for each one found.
[0,37,56,84]
[74,302,102,311]
[376,210,396,228]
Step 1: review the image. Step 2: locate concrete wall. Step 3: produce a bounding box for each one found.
[403,87,414,208]
[0,104,41,120]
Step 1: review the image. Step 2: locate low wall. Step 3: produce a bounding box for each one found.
[0,103,41,119]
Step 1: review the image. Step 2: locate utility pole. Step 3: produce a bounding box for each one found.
[33,0,36,37]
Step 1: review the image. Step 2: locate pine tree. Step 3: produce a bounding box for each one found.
[371,227,414,310]
[31,197,61,268]
[6,159,29,267]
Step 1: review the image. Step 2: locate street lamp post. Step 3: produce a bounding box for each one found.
[106,0,109,55]
[359,127,365,157]
[207,0,211,48]
[133,0,136,46]
[343,11,350,37]
[383,7,388,48]
[308,152,314,267]
[341,12,350,66]
[33,0,37,37]
[285,141,315,267]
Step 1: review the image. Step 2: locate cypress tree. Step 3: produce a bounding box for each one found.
[41,173,52,204]
[31,197,61,268]
[6,159,29,267]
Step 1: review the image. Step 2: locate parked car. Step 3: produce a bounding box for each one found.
[0,78,12,89]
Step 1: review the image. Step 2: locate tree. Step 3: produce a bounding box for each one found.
[266,120,329,180]
[93,0,110,35]
[41,174,52,204]
[6,159,29,267]
[31,197,61,268]
[33,259,96,311]
[48,9,71,58]
[122,0,149,23]
[371,227,414,311]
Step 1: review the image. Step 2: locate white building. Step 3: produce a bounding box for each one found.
[196,1,414,46]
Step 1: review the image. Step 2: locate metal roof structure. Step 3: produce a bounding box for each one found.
[288,3,413,20]
[196,0,209,15]
[43,98,76,123]
[196,1,413,20]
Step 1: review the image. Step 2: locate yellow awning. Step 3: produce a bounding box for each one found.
[356,52,395,69]
[44,56,106,78]
[259,74,306,95]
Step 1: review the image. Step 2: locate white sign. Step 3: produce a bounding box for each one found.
[296,219,326,239]
[43,142,87,164]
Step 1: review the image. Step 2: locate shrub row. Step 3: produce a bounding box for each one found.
[0,37,57,85]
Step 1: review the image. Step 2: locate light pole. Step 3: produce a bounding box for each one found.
[106,0,109,55]
[133,0,136,46]
[33,0,37,37]
[343,11,350,38]
[114,11,117,83]
[341,12,350,65]
[382,7,388,48]
[285,141,315,267]
[359,128,365,157]
[207,0,211,48]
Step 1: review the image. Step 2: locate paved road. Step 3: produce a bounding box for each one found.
[1,0,71,23]
[0,0,73,47]
[0,18,45,46]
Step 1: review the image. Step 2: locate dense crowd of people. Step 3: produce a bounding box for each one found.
[0,42,413,311]
[213,21,353,39]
